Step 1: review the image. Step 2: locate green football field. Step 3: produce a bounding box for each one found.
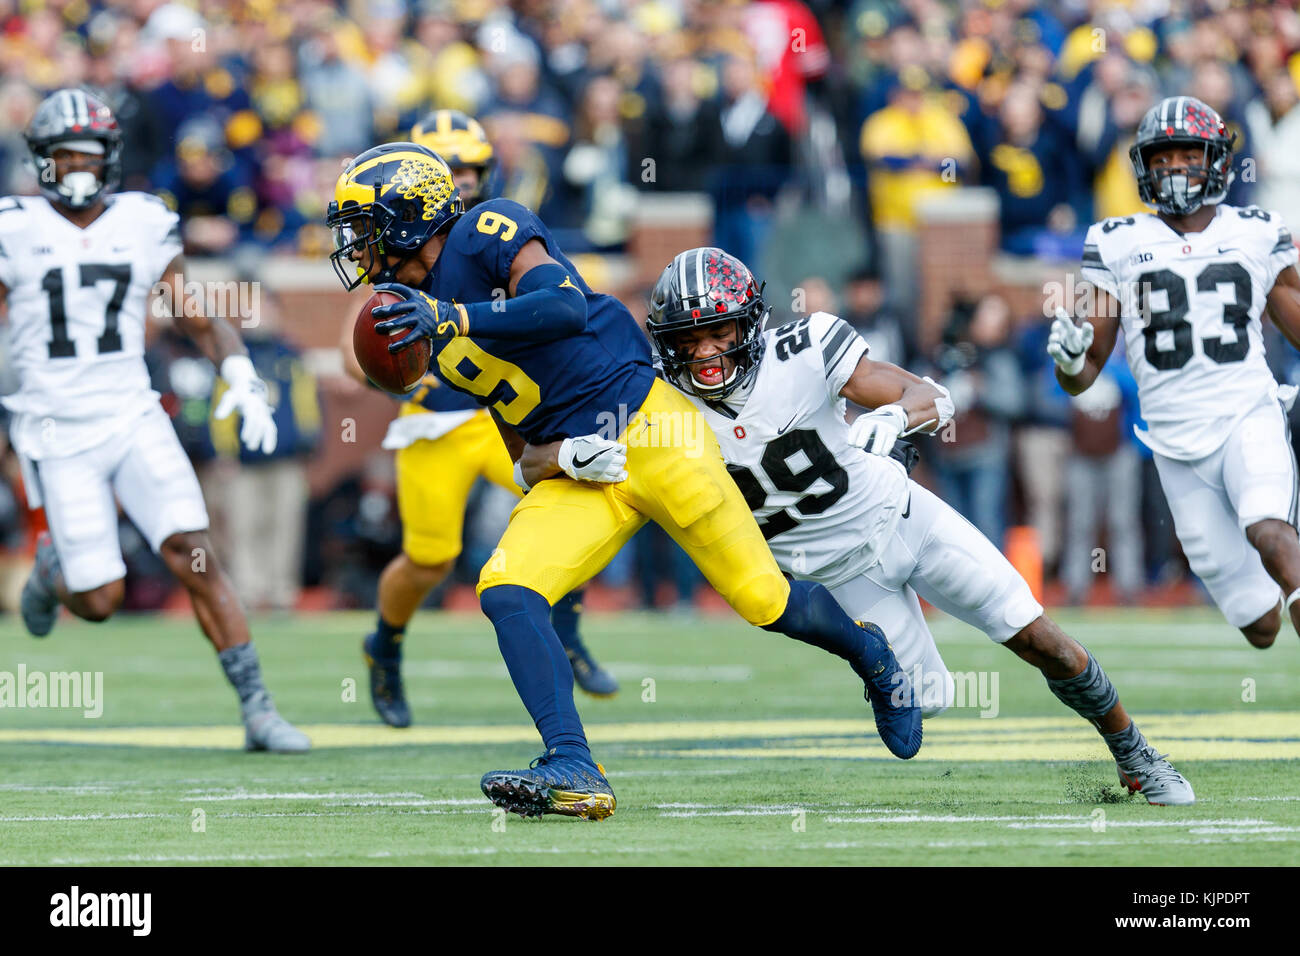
[1,605,1297,866]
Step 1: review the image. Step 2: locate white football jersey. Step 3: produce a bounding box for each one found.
[0,192,181,459]
[679,311,910,589]
[1081,204,1298,460]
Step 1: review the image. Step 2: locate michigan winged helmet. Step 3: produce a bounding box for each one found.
[326,143,463,291]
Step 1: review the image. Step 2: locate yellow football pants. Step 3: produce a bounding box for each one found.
[396,410,518,566]
[477,378,790,626]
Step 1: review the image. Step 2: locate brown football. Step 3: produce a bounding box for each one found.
[353,290,432,395]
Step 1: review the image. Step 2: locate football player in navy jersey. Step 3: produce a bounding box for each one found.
[339,112,617,729]
[327,143,922,820]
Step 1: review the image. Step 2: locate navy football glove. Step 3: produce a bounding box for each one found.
[372,282,467,353]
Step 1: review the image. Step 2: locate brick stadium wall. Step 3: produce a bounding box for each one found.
[917,187,1077,349]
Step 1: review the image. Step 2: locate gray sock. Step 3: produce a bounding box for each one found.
[1102,721,1149,763]
[218,643,273,717]
[1045,649,1119,729]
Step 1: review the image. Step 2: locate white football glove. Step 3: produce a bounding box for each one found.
[214,354,278,455]
[557,434,627,483]
[1046,308,1094,377]
[848,404,908,456]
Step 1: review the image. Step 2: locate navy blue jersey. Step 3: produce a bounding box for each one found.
[405,372,482,413]
[418,198,654,443]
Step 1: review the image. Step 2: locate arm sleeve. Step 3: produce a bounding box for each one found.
[810,311,869,399]
[1080,222,1120,300]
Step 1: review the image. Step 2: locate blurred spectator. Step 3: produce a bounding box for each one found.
[561,74,637,249]
[146,319,234,565]
[743,0,830,134]
[638,55,718,193]
[860,70,973,314]
[1076,55,1159,221]
[924,294,1025,548]
[153,117,257,254]
[1013,314,1071,576]
[1061,347,1144,605]
[299,21,375,158]
[710,47,792,268]
[1247,72,1300,230]
[840,265,907,368]
[211,291,322,613]
[480,31,571,224]
[982,81,1086,258]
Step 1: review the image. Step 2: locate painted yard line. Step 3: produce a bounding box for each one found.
[630,742,1300,760]
[0,812,170,822]
[0,712,1296,756]
[185,791,430,802]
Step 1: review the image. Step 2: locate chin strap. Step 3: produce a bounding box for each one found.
[1284,587,1300,614]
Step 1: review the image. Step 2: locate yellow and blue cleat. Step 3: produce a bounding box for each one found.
[481,749,616,820]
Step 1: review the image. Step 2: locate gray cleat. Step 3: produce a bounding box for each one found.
[244,709,311,754]
[21,532,61,638]
[1117,746,1195,806]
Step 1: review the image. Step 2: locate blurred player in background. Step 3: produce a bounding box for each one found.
[338,111,617,729]
[620,248,1190,805]
[1053,96,1300,651]
[329,142,923,821]
[0,89,308,752]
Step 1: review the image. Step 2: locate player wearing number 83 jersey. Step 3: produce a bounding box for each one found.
[1058,94,1300,649]
[1080,204,1296,460]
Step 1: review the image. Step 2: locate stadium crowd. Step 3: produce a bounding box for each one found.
[3,0,1300,613]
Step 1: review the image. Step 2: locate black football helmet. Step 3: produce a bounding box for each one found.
[646,247,768,400]
[25,88,123,210]
[1130,96,1235,216]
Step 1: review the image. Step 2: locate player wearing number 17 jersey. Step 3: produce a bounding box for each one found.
[327,143,923,819]
[1052,96,1300,650]
[0,89,308,752]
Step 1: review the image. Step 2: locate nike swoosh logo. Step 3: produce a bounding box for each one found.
[1218,247,1237,254]
[776,413,799,435]
[572,452,602,470]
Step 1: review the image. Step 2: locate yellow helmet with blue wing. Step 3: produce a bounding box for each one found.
[326,142,463,291]
[410,109,495,203]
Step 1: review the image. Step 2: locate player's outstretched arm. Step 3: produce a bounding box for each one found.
[1051,285,1120,395]
[841,358,952,432]
[156,254,278,454]
[1266,265,1300,353]
[839,358,955,456]
[375,240,587,351]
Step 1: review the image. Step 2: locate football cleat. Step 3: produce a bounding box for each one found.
[566,644,619,698]
[363,632,411,728]
[244,708,311,754]
[21,532,62,638]
[1117,746,1195,806]
[480,750,616,821]
[856,621,924,759]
